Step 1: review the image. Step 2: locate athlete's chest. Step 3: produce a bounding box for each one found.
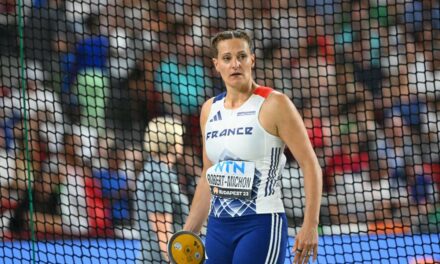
[206,109,261,137]
[205,103,267,162]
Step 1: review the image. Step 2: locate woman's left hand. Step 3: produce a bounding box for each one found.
[292,224,319,264]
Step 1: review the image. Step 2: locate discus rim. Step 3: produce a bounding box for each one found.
[167,230,205,264]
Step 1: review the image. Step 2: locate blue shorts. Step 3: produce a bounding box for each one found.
[205,213,288,264]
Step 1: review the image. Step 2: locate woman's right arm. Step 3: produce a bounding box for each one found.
[183,99,213,234]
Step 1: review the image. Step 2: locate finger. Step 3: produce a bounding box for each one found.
[299,245,313,264]
[292,239,300,263]
[293,238,299,252]
[293,248,300,264]
[296,246,307,264]
[302,245,314,263]
[298,252,305,264]
[293,245,303,264]
[303,249,311,264]
[313,245,318,262]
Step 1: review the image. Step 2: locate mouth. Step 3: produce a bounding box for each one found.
[230,73,242,77]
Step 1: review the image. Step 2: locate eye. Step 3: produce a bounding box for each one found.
[223,56,231,62]
[238,54,247,60]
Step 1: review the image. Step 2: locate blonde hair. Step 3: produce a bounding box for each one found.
[144,116,185,154]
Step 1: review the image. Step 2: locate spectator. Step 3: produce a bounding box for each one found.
[0,84,20,207]
[59,125,112,236]
[174,142,203,203]
[154,24,212,118]
[8,147,111,237]
[92,145,130,227]
[111,143,145,238]
[8,155,63,235]
[67,13,110,135]
[153,0,193,26]
[23,0,75,81]
[153,24,213,150]
[0,117,18,212]
[2,61,65,184]
[350,0,384,98]
[323,106,370,192]
[4,61,66,236]
[0,0,19,56]
[134,115,189,263]
[370,113,415,218]
[64,0,103,35]
[118,143,144,199]
[419,101,440,165]
[400,0,424,34]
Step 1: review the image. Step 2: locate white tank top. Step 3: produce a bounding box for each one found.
[205,86,286,218]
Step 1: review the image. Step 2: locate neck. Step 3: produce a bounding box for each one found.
[227,79,258,92]
[225,81,259,108]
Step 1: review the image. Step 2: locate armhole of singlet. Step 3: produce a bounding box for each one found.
[254,87,282,140]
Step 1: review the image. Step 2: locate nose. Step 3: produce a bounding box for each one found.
[231,57,240,69]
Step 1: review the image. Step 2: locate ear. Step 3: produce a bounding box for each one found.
[251,54,256,68]
[212,58,219,72]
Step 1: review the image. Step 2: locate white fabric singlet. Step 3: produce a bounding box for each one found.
[205,86,287,218]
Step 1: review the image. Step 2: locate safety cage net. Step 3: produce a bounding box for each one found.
[0,0,439,263]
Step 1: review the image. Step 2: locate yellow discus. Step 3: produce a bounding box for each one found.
[167,230,205,264]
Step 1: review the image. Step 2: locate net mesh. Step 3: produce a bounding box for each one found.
[1,0,440,263]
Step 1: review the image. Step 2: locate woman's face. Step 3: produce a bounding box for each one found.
[213,38,255,89]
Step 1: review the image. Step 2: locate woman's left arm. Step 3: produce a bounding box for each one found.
[265,92,322,263]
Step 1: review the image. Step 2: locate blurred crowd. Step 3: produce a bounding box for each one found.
[0,0,439,242]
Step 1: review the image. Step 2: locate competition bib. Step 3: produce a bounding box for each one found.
[206,161,255,200]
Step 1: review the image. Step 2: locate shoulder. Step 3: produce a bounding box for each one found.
[253,86,289,104]
[260,88,301,133]
[200,94,222,125]
[256,87,297,136]
[201,97,214,116]
[261,88,293,112]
